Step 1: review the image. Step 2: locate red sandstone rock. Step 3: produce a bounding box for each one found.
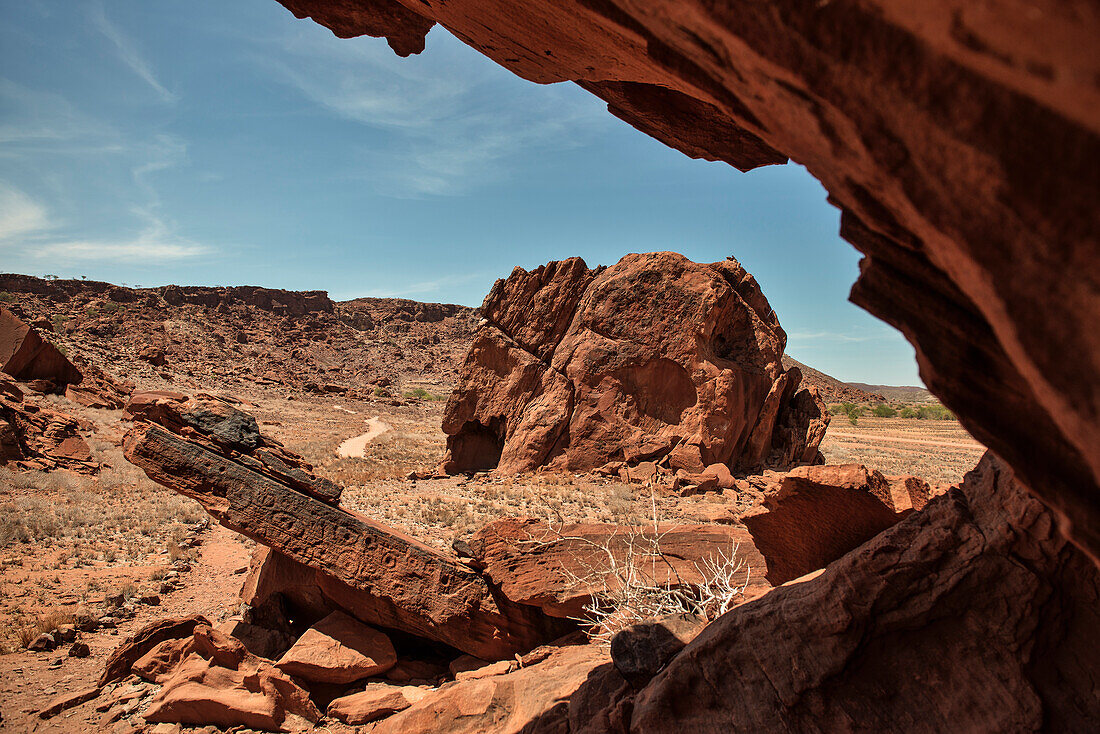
[326,683,429,725]
[740,463,923,585]
[625,453,1100,731]
[140,625,320,731]
[124,417,572,660]
[124,391,341,505]
[467,518,773,619]
[0,376,98,473]
[0,306,82,385]
[367,643,610,734]
[443,253,828,476]
[99,614,209,686]
[276,611,396,683]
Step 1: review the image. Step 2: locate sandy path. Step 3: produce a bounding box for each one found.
[826,432,983,450]
[337,416,391,458]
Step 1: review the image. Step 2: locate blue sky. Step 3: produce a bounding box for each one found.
[0,0,921,385]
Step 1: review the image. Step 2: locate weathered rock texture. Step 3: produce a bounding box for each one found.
[739,463,929,584]
[0,306,82,385]
[443,253,828,475]
[123,396,571,660]
[467,519,772,619]
[623,453,1100,731]
[134,624,321,732]
[0,376,98,473]
[275,0,1100,566]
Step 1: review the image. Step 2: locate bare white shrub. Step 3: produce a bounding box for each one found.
[530,493,750,646]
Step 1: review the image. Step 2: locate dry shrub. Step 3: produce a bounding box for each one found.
[539,496,750,646]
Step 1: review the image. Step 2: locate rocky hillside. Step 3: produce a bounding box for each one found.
[0,274,477,399]
[781,356,887,405]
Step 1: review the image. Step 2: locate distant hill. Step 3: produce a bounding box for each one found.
[782,356,886,404]
[783,356,934,406]
[846,382,934,404]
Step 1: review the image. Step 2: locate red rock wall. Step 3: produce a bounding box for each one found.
[274,0,1100,563]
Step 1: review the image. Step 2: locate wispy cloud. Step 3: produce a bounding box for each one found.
[89,1,177,104]
[0,181,210,264]
[0,79,115,146]
[0,183,50,240]
[365,271,489,298]
[260,28,606,196]
[788,331,875,344]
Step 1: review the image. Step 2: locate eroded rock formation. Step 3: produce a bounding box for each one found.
[621,453,1100,731]
[274,0,1100,568]
[443,252,828,475]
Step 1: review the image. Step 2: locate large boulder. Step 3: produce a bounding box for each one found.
[442,253,827,475]
[0,306,82,385]
[467,519,773,619]
[275,611,397,683]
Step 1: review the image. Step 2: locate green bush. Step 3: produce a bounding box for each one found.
[403,387,445,401]
[848,413,858,426]
[828,404,847,416]
[0,292,14,303]
[872,404,897,418]
[916,404,955,420]
[899,407,917,419]
[372,386,391,398]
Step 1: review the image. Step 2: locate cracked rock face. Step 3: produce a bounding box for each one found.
[275,0,1100,565]
[442,252,828,474]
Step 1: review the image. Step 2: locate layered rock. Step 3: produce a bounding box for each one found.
[0,376,97,473]
[123,395,571,660]
[276,0,1100,565]
[622,454,1100,731]
[443,253,827,475]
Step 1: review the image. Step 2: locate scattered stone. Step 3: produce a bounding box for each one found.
[38,686,101,719]
[54,624,77,643]
[28,633,56,652]
[69,641,91,658]
[326,683,429,725]
[276,611,397,684]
